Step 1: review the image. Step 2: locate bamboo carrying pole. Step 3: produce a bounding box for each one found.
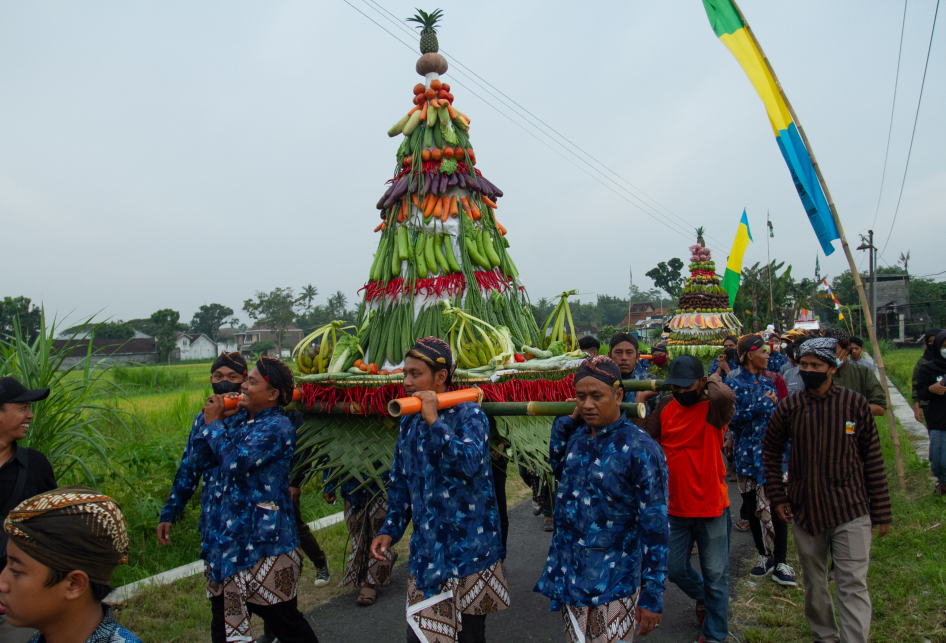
[484,401,646,419]
[732,1,907,491]
[224,389,302,410]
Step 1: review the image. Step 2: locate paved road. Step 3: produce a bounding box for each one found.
[306,481,753,642]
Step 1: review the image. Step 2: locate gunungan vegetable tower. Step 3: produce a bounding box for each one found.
[666,228,743,357]
[355,9,541,372]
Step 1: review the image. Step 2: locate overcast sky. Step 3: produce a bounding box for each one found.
[2,0,943,326]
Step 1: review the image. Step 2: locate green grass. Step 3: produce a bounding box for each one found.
[879,347,923,405]
[733,350,946,642]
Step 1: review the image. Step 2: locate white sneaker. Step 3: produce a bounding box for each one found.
[772,562,797,586]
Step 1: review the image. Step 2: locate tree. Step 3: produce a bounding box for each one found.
[190,304,236,341]
[645,258,685,299]
[94,321,136,339]
[326,291,348,320]
[149,309,182,362]
[243,288,299,354]
[300,284,318,313]
[1,296,42,343]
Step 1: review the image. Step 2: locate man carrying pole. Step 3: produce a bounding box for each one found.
[370,337,508,643]
[535,356,669,643]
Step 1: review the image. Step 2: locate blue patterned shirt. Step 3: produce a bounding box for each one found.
[535,414,670,613]
[633,359,650,377]
[159,410,246,550]
[708,356,739,376]
[622,370,656,404]
[192,406,299,582]
[28,605,142,642]
[767,351,789,374]
[379,401,504,594]
[729,368,778,484]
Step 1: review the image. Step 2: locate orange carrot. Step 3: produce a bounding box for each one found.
[374,222,386,232]
[459,112,471,123]
[496,222,507,236]
[423,193,436,216]
[429,98,441,109]
[407,105,421,116]
[460,197,473,219]
[449,195,459,217]
[412,193,420,209]
[482,195,498,209]
[420,101,428,121]
[398,196,408,222]
[470,201,481,220]
[446,103,457,119]
[440,196,449,222]
[433,197,443,219]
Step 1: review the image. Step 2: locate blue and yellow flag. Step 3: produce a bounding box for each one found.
[703,0,841,256]
[722,209,752,306]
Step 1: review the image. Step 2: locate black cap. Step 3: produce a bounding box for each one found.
[0,377,50,406]
[664,355,705,387]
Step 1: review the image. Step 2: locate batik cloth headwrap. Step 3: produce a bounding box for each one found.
[737,335,765,361]
[609,333,639,351]
[407,337,455,386]
[574,356,624,391]
[822,327,851,348]
[212,351,247,375]
[256,356,294,405]
[797,337,838,366]
[3,485,129,585]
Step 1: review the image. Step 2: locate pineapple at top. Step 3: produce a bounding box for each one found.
[408,8,443,54]
[695,226,706,247]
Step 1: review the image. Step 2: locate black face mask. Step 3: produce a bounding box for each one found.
[212,380,243,395]
[673,389,702,407]
[724,348,736,361]
[799,370,829,390]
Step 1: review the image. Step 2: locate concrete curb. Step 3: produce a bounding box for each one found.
[885,375,929,462]
[106,511,345,604]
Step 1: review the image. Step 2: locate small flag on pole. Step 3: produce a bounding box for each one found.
[767,216,774,238]
[722,209,753,307]
[702,0,841,256]
[822,278,844,320]
[815,255,820,281]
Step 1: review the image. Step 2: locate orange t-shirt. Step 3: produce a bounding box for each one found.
[659,399,730,518]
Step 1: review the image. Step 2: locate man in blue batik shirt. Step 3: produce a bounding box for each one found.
[157,352,248,563]
[535,356,669,643]
[708,336,739,378]
[371,337,508,643]
[609,333,659,415]
[194,357,319,643]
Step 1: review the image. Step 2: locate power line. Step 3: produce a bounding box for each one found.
[871,0,909,231]
[880,0,940,256]
[364,0,726,249]
[353,0,723,249]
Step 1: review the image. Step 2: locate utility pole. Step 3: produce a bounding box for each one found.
[857,231,877,334]
[766,210,775,326]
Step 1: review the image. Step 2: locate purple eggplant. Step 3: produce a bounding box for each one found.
[408,173,417,194]
[377,182,396,209]
[448,173,459,187]
[457,172,468,189]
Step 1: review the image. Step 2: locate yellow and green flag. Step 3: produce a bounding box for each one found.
[722,209,752,306]
[702,0,841,256]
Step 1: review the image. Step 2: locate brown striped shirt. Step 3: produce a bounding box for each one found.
[762,384,891,535]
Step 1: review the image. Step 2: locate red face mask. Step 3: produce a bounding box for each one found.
[653,354,668,367]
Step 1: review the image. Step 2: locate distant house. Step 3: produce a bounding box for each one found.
[619,303,670,329]
[52,338,159,368]
[233,325,304,358]
[58,329,152,340]
[174,333,218,361]
[572,325,598,339]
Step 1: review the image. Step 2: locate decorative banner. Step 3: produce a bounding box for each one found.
[822,278,844,320]
[702,0,841,256]
[722,209,753,306]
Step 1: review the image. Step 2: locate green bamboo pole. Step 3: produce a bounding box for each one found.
[482,402,645,418]
[622,379,671,392]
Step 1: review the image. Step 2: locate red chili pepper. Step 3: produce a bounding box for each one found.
[514,353,525,363]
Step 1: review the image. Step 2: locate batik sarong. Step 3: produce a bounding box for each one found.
[341,494,394,587]
[405,559,510,643]
[562,590,639,643]
[206,548,302,642]
[737,475,775,556]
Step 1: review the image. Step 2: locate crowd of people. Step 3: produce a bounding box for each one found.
[0,324,943,643]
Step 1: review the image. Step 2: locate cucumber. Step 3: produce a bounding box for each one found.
[409,124,423,148]
[424,232,438,275]
[466,238,491,269]
[443,235,462,272]
[434,234,450,273]
[415,233,428,278]
[476,226,488,261]
[433,124,443,149]
[397,226,409,260]
[484,231,501,267]
[369,236,385,281]
[391,241,401,277]
[427,105,438,127]
[424,127,433,148]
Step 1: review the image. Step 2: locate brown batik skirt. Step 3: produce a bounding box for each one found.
[206,548,302,642]
[341,494,394,588]
[562,590,639,643]
[405,559,510,643]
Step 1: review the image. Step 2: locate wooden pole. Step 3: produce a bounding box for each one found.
[731,1,907,491]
